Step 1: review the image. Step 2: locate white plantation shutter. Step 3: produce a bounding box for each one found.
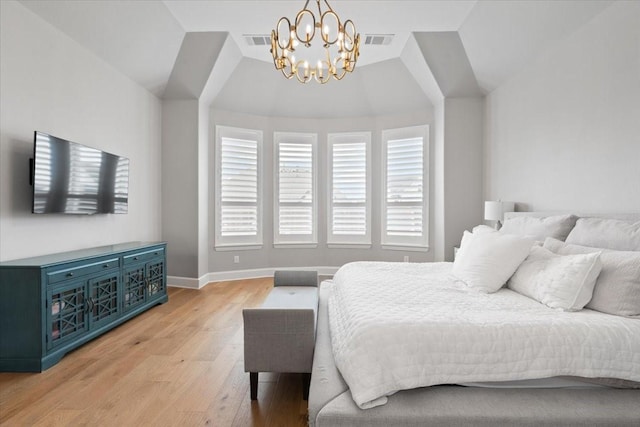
[215,126,263,248]
[278,143,312,235]
[382,126,429,249]
[221,138,258,236]
[327,132,371,245]
[274,132,317,246]
[386,138,423,236]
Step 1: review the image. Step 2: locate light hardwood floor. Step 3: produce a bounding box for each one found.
[0,278,309,426]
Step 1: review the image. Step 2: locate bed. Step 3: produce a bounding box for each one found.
[308,212,640,426]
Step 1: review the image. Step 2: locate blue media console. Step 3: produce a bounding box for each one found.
[0,242,167,372]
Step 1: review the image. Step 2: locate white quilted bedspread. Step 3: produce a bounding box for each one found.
[328,261,640,409]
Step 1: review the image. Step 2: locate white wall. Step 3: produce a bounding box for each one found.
[161,100,199,277]
[198,99,211,278]
[484,1,640,212]
[443,98,484,260]
[0,1,162,261]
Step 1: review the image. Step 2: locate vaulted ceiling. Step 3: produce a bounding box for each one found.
[19,0,614,117]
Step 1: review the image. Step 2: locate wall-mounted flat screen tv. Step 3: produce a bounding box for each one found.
[32,131,129,214]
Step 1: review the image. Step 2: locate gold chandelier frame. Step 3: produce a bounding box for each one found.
[270,0,360,83]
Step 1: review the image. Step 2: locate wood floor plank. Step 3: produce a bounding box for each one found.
[31,409,84,427]
[265,373,308,427]
[0,278,311,427]
[0,357,98,424]
[202,361,250,426]
[232,379,278,427]
[57,353,149,410]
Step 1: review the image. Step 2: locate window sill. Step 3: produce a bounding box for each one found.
[215,244,263,251]
[273,243,318,249]
[327,243,372,249]
[381,244,430,252]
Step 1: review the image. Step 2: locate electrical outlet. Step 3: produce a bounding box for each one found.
[403,256,409,263]
[234,255,240,264]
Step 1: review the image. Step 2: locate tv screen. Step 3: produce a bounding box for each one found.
[32,131,129,214]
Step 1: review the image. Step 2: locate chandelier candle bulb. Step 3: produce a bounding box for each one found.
[270,0,360,84]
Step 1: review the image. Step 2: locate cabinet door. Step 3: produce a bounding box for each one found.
[88,271,120,328]
[146,259,165,301]
[123,264,146,312]
[47,280,89,350]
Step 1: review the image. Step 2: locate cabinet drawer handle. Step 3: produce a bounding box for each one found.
[103,264,110,268]
[66,272,74,277]
[154,252,158,256]
[133,257,139,261]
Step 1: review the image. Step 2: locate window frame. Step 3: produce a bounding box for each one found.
[214,125,263,251]
[381,125,429,251]
[273,131,318,248]
[326,131,372,248]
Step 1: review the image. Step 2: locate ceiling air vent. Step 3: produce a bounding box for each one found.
[244,34,272,46]
[363,34,394,46]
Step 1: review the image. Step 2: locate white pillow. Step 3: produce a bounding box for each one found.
[453,231,534,293]
[508,246,602,311]
[565,218,640,251]
[472,224,497,234]
[500,214,578,241]
[544,237,640,317]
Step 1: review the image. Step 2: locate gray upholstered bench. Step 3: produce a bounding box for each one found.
[243,270,318,400]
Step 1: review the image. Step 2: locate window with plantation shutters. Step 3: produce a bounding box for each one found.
[327,132,371,246]
[381,126,429,250]
[274,132,317,246]
[215,126,263,249]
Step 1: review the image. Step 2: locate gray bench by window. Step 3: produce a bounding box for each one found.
[243,270,319,400]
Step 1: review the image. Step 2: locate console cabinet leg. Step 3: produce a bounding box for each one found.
[250,372,258,400]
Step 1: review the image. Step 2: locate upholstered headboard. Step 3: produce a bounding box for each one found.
[504,212,640,222]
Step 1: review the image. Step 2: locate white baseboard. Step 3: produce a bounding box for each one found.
[166,273,210,289]
[168,266,339,290]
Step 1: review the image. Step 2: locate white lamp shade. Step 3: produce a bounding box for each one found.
[484,201,503,221]
[484,201,515,221]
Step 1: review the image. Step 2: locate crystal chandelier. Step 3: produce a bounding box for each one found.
[270,0,360,84]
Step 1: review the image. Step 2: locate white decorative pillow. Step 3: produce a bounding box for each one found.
[500,214,578,241]
[565,218,640,251]
[508,246,602,311]
[453,231,534,293]
[472,224,497,234]
[544,237,640,317]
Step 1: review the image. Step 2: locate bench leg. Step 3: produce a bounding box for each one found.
[250,372,258,400]
[302,373,311,401]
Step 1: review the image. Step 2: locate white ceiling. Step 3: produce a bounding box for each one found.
[20,0,185,96]
[19,0,614,115]
[213,56,434,118]
[460,0,613,91]
[163,0,477,67]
